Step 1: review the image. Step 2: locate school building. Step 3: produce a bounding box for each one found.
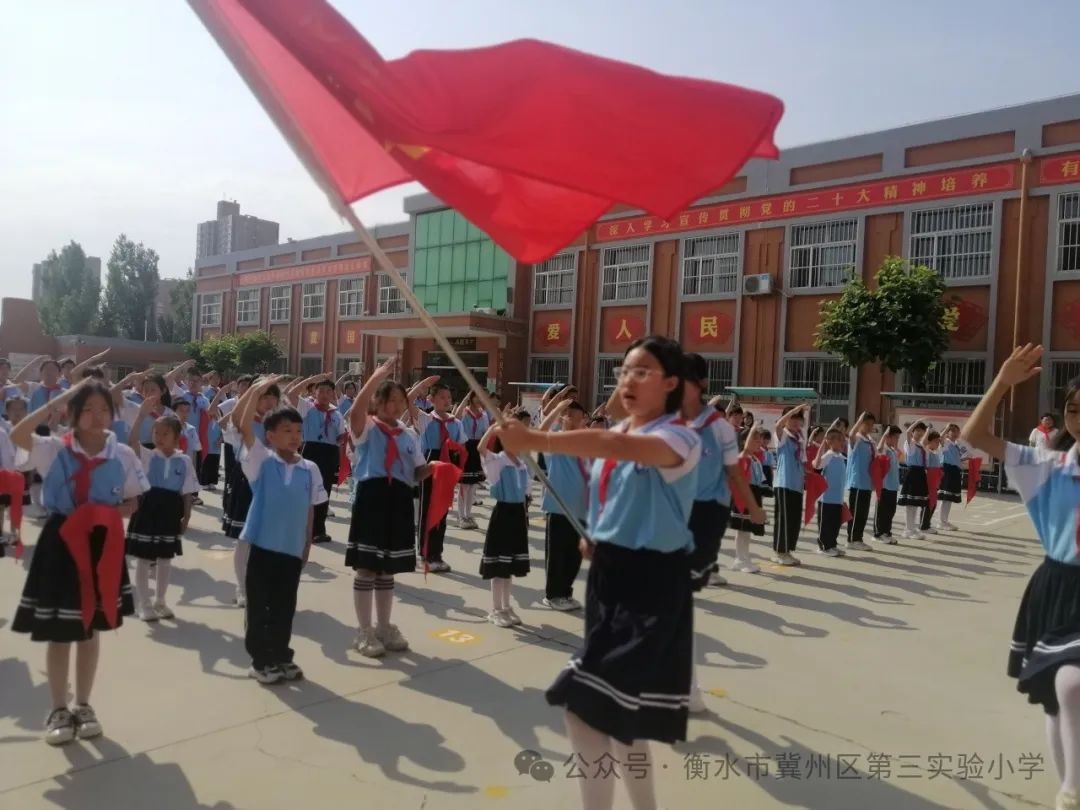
[192,93,1080,440]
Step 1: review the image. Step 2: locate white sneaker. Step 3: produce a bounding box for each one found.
[153,603,175,620]
[138,603,159,622]
[427,560,452,573]
[819,547,842,557]
[234,588,246,608]
[733,559,759,573]
[355,627,386,657]
[707,574,728,587]
[489,610,514,628]
[847,541,872,551]
[375,623,410,652]
[505,608,523,626]
[542,597,577,611]
[248,665,284,684]
[939,522,958,532]
[44,708,75,746]
[70,704,103,740]
[688,686,707,714]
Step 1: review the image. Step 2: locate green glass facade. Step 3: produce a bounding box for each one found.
[412,209,512,314]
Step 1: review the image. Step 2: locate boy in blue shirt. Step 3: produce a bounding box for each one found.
[772,403,810,566]
[813,426,848,557]
[238,377,328,685]
[845,411,876,551]
[872,425,902,543]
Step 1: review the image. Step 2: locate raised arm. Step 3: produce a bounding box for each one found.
[348,359,396,436]
[240,377,281,448]
[70,349,110,380]
[497,421,685,468]
[11,378,88,451]
[961,346,1043,462]
[406,374,439,423]
[164,359,196,390]
[604,385,627,423]
[14,354,49,392]
[207,381,234,417]
[111,370,144,407]
[538,398,572,432]
[222,376,264,431]
[477,423,499,456]
[849,412,867,440]
[775,403,809,435]
[128,394,160,452]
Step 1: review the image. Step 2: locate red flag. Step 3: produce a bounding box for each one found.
[337,440,351,486]
[59,504,126,630]
[0,470,25,560]
[422,458,465,574]
[966,457,983,504]
[804,472,827,526]
[869,454,889,498]
[190,0,783,264]
[927,468,944,512]
[841,504,853,525]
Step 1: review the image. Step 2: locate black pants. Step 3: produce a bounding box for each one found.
[921,502,936,531]
[199,453,221,486]
[545,513,584,600]
[846,488,872,544]
[874,490,898,538]
[302,442,339,539]
[818,503,842,550]
[245,545,303,670]
[418,450,449,562]
[772,487,802,554]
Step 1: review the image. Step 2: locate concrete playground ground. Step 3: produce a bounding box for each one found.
[0,486,1057,809]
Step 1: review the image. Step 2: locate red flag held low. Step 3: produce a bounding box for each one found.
[870,454,890,499]
[966,457,983,504]
[927,468,944,512]
[804,472,827,526]
[189,0,783,264]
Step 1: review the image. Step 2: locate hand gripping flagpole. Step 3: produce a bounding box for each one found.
[189,0,593,544]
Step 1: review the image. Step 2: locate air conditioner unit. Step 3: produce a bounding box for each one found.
[743,273,773,296]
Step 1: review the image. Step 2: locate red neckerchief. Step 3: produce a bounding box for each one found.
[315,401,335,440]
[63,433,109,506]
[179,434,189,453]
[466,408,485,439]
[59,503,125,630]
[1037,424,1053,437]
[0,470,25,559]
[432,412,457,463]
[373,418,403,482]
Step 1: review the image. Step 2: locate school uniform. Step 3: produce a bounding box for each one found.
[240,440,327,671]
[873,447,900,539]
[179,423,201,471]
[13,432,149,642]
[898,441,929,507]
[415,410,465,563]
[346,416,425,574]
[126,448,199,560]
[760,449,776,498]
[120,398,177,449]
[772,429,805,555]
[199,419,223,487]
[27,382,66,414]
[846,434,874,545]
[687,408,739,591]
[815,450,847,551]
[938,440,964,504]
[460,409,491,486]
[546,414,701,745]
[218,397,239,509]
[338,395,355,416]
[1004,443,1080,714]
[1029,427,1059,451]
[298,399,347,540]
[222,421,266,539]
[173,387,211,480]
[479,451,531,578]
[541,440,590,602]
[921,449,943,530]
[729,455,766,536]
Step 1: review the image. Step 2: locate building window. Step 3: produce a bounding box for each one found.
[338,277,366,317]
[533,254,576,306]
[299,356,322,376]
[302,282,325,320]
[682,235,740,296]
[789,219,858,290]
[1049,359,1080,415]
[595,356,621,406]
[601,245,650,302]
[235,288,259,326]
[378,273,407,314]
[200,293,222,327]
[910,202,993,281]
[529,356,570,385]
[783,357,851,424]
[700,356,735,398]
[1058,193,1080,273]
[269,285,291,322]
[903,358,987,397]
[335,356,362,378]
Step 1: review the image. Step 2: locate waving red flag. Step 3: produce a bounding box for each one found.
[189,0,783,264]
[966,457,983,504]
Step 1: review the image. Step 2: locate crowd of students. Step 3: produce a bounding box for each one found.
[6,340,1080,810]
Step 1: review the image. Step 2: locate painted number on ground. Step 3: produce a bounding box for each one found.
[431,628,480,645]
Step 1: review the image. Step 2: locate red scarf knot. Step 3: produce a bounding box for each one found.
[373,418,403,483]
[63,433,109,506]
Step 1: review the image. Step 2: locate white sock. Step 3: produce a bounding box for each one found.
[905,507,918,534]
[233,541,250,595]
[134,559,152,607]
[735,530,751,562]
[1056,665,1080,793]
[458,485,468,521]
[940,502,953,525]
[374,575,394,627]
[353,574,375,630]
[155,560,171,604]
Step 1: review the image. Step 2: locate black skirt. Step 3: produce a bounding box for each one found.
[729,485,766,536]
[460,439,485,485]
[222,443,236,513]
[1009,557,1080,715]
[13,513,134,642]
[546,542,692,745]
[126,487,185,560]
[222,465,252,540]
[199,452,221,487]
[937,463,962,503]
[897,467,928,507]
[479,501,530,579]
[688,500,729,592]
[346,477,417,574]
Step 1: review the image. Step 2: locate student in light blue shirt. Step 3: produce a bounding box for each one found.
[872,425,903,544]
[494,336,700,810]
[771,403,810,566]
[919,431,943,534]
[845,411,876,550]
[238,377,327,685]
[935,423,966,531]
[813,428,848,557]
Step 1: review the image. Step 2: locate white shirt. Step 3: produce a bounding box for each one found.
[137,446,201,495]
[18,432,149,500]
[1030,427,1060,451]
[240,440,328,504]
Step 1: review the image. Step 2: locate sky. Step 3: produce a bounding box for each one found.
[2,0,1079,297]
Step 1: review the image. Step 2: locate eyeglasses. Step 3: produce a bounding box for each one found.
[614,366,663,383]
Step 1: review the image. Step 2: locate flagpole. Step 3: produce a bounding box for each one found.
[187,0,592,543]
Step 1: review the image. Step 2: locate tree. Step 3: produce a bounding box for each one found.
[99,235,161,340]
[184,330,285,377]
[815,257,958,384]
[36,241,101,335]
[157,269,195,344]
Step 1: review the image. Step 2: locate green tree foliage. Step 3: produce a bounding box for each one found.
[185,331,285,377]
[98,235,161,339]
[157,270,195,344]
[815,257,958,384]
[36,241,101,336]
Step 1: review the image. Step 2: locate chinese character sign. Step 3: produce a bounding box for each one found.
[235,256,373,287]
[603,312,647,347]
[1039,152,1080,185]
[689,311,734,347]
[595,162,1018,242]
[308,329,320,347]
[533,313,572,350]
